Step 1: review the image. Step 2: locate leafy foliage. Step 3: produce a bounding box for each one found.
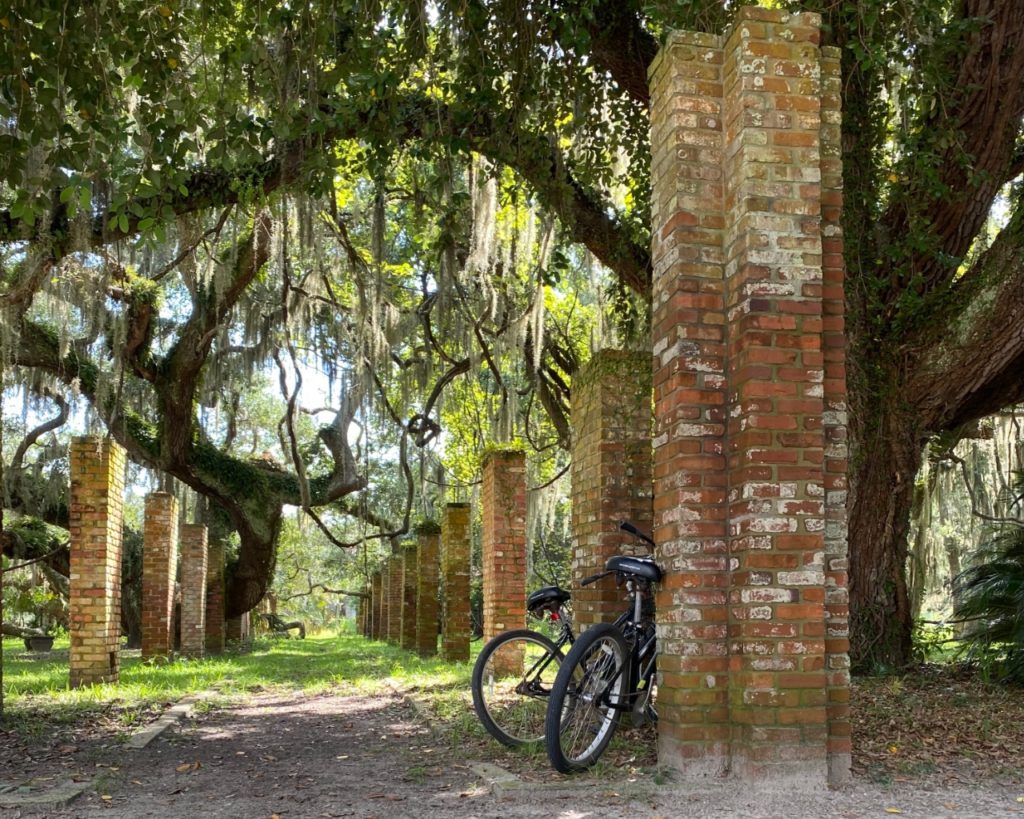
[952,524,1024,683]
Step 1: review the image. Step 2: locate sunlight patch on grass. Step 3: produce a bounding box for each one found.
[1,631,478,735]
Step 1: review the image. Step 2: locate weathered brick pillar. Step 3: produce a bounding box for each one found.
[142,492,179,660]
[415,527,441,657]
[380,562,391,640]
[481,450,527,673]
[386,553,403,643]
[649,7,848,785]
[226,611,250,643]
[69,437,126,687]
[571,350,654,631]
[400,543,419,650]
[370,570,383,639]
[205,539,226,654]
[440,503,472,662]
[820,46,852,785]
[179,525,208,658]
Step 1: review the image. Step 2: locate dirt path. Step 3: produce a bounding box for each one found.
[3,687,1024,819]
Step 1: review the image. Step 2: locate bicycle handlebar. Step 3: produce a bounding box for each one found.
[580,571,612,586]
[618,520,655,548]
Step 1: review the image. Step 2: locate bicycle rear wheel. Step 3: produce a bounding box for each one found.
[471,629,563,746]
[544,623,628,773]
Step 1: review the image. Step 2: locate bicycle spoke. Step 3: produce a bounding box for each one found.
[473,631,561,745]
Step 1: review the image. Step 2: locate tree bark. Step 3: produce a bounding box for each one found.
[847,393,923,671]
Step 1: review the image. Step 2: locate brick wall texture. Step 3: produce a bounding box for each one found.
[142,492,178,660]
[648,7,849,785]
[205,538,226,654]
[386,553,403,644]
[481,450,526,675]
[415,531,441,657]
[68,437,126,687]
[400,544,419,650]
[179,524,208,658]
[440,503,472,662]
[225,611,250,642]
[570,349,654,631]
[370,570,383,640]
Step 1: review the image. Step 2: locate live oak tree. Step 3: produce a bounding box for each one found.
[2,0,1022,669]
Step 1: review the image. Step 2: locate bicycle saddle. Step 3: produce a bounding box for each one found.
[527,585,571,612]
[605,555,662,583]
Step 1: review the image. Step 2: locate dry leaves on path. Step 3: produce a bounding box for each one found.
[852,664,1024,785]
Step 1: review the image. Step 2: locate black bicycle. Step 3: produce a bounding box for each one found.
[471,584,575,746]
[544,521,662,772]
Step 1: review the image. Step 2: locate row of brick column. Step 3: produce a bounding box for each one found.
[359,529,446,658]
[68,437,230,687]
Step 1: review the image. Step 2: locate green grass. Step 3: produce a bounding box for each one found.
[1,628,474,737]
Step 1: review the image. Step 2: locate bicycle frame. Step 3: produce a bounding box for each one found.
[516,605,576,696]
[586,579,657,714]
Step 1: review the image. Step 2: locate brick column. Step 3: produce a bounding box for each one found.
[370,570,383,640]
[440,503,472,662]
[570,350,654,631]
[380,565,391,640]
[415,528,440,657]
[226,611,250,643]
[820,46,852,786]
[142,492,178,660]
[69,437,126,687]
[400,544,419,650]
[179,525,208,658]
[386,553,403,644]
[481,450,526,673]
[649,7,848,785]
[205,539,226,654]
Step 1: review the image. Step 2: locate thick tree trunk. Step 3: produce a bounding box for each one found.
[847,400,924,672]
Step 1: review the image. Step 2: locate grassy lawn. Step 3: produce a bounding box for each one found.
[1,627,474,737]
[1,629,657,781]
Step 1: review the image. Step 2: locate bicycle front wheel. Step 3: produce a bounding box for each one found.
[544,623,628,773]
[471,628,563,746]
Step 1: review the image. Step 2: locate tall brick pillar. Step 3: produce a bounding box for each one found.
[205,539,226,654]
[820,46,852,785]
[570,349,654,631]
[380,562,391,640]
[481,450,527,672]
[142,492,178,660]
[386,553,403,643]
[370,570,383,640]
[415,527,441,657]
[179,525,208,658]
[69,437,126,687]
[400,543,419,650]
[649,7,849,785]
[440,503,472,662]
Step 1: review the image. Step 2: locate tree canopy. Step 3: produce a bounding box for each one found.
[2,0,1023,668]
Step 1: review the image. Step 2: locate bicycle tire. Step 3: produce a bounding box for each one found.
[471,628,563,747]
[544,622,628,773]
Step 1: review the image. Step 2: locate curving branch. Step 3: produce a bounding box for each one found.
[11,392,68,471]
[906,204,1024,430]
